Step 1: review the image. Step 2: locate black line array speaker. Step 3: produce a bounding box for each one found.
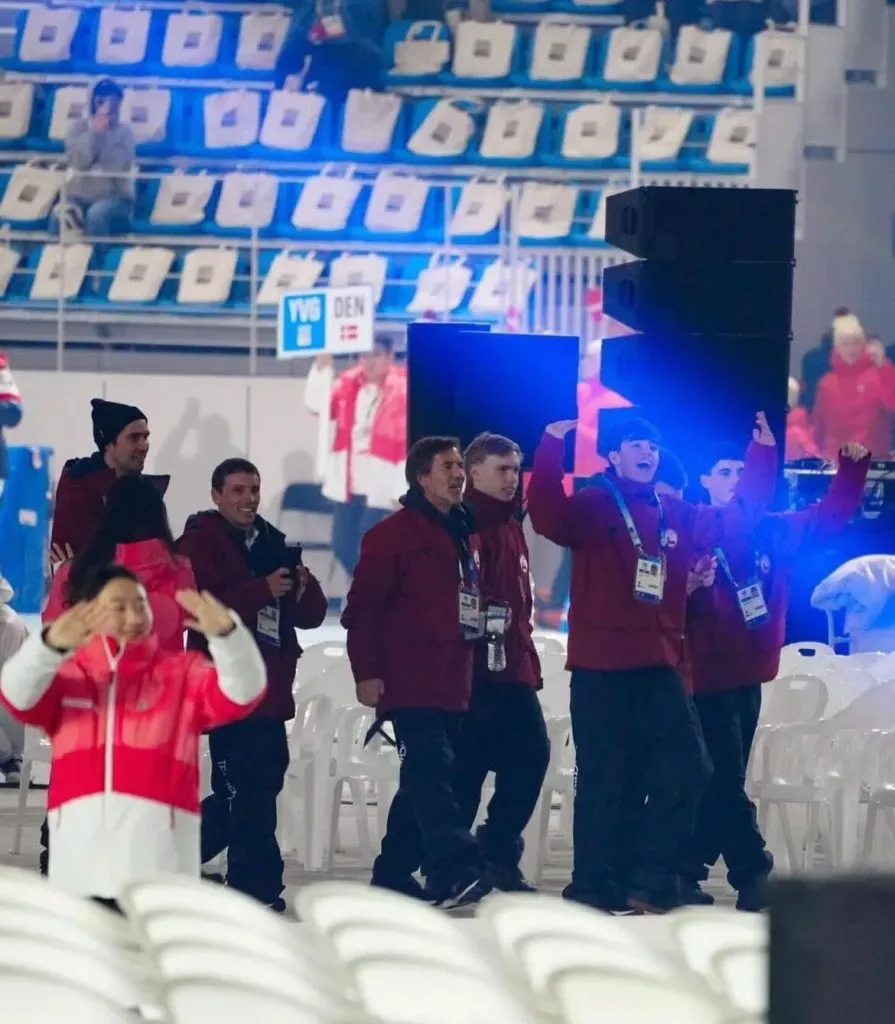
[600,186,797,479]
[407,321,580,470]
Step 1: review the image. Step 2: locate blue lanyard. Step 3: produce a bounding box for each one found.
[715,546,759,590]
[600,475,665,553]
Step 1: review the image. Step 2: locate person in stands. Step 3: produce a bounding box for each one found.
[813,314,895,459]
[51,398,166,558]
[343,436,491,909]
[0,353,22,502]
[785,377,819,462]
[41,473,195,876]
[304,337,407,580]
[451,433,548,893]
[56,78,135,239]
[684,436,870,910]
[528,412,777,913]
[178,458,328,912]
[800,306,849,414]
[0,567,265,908]
[0,576,27,784]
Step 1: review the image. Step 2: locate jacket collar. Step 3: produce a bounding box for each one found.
[74,632,159,679]
[464,486,516,526]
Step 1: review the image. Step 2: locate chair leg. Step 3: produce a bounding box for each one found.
[349,779,373,867]
[11,757,32,856]
[863,801,879,864]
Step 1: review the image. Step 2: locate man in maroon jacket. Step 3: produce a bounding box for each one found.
[452,432,548,893]
[528,412,778,913]
[342,436,492,910]
[178,457,327,911]
[683,437,870,911]
[51,398,161,557]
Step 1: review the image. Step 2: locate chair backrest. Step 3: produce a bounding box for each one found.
[478,892,648,957]
[777,642,836,678]
[350,955,541,1024]
[296,882,462,942]
[539,667,571,718]
[327,921,492,975]
[294,641,348,690]
[533,634,565,655]
[550,966,732,1024]
[289,692,337,759]
[760,674,828,725]
[710,945,767,1017]
[163,979,364,1024]
[669,909,767,978]
[515,933,676,993]
[0,970,138,1024]
[153,940,347,1012]
[0,935,139,1008]
[297,657,359,707]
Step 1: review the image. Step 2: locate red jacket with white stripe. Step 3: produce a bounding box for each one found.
[0,618,266,897]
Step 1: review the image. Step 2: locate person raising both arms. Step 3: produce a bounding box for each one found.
[527,411,778,914]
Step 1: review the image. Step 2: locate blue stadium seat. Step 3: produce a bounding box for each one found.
[656,31,742,94]
[70,8,165,75]
[687,113,752,174]
[0,170,55,231]
[584,26,660,91]
[6,8,82,73]
[540,105,629,169]
[273,179,365,242]
[20,243,94,308]
[569,188,612,247]
[510,25,592,89]
[248,95,333,161]
[131,169,215,237]
[398,98,481,164]
[730,35,798,97]
[142,12,240,79]
[382,19,452,85]
[352,182,444,244]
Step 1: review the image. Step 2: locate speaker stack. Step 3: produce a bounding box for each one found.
[598,186,797,482]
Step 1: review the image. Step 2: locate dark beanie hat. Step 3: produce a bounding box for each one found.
[91,398,147,450]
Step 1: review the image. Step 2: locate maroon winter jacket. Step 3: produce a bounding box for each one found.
[528,433,778,673]
[51,453,170,556]
[177,510,327,721]
[688,451,870,693]
[341,498,482,715]
[465,487,540,689]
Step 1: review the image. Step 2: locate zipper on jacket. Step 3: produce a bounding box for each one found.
[101,639,123,823]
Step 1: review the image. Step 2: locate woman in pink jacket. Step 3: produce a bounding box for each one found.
[0,565,266,907]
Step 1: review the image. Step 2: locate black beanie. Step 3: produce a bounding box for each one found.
[91,398,147,450]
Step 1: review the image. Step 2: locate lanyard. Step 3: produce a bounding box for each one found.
[600,475,665,553]
[459,552,477,588]
[715,546,758,590]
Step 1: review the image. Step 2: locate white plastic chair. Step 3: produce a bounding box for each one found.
[477,893,650,957]
[861,731,895,864]
[323,705,400,871]
[296,882,461,942]
[533,634,565,655]
[152,940,353,1014]
[294,641,348,688]
[538,666,571,718]
[121,876,297,945]
[549,967,734,1024]
[669,909,767,979]
[756,681,895,868]
[521,715,573,882]
[0,936,140,1009]
[350,955,542,1024]
[0,972,139,1023]
[710,946,767,1017]
[11,725,52,854]
[138,910,345,988]
[164,979,373,1024]
[513,933,678,1003]
[279,691,336,864]
[326,921,495,976]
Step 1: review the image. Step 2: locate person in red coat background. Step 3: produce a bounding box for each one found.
[785,377,819,462]
[304,336,407,582]
[0,352,22,500]
[178,457,327,912]
[813,314,895,459]
[528,412,778,914]
[51,398,162,559]
[342,436,492,910]
[452,432,548,894]
[685,437,870,910]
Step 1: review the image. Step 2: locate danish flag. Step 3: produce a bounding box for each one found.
[340,323,358,342]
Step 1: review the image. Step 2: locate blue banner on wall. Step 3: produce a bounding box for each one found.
[0,445,51,614]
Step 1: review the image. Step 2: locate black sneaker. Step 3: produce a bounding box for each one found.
[562,884,635,915]
[371,874,432,901]
[736,875,768,913]
[487,865,537,894]
[266,896,288,913]
[679,881,715,906]
[431,873,493,911]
